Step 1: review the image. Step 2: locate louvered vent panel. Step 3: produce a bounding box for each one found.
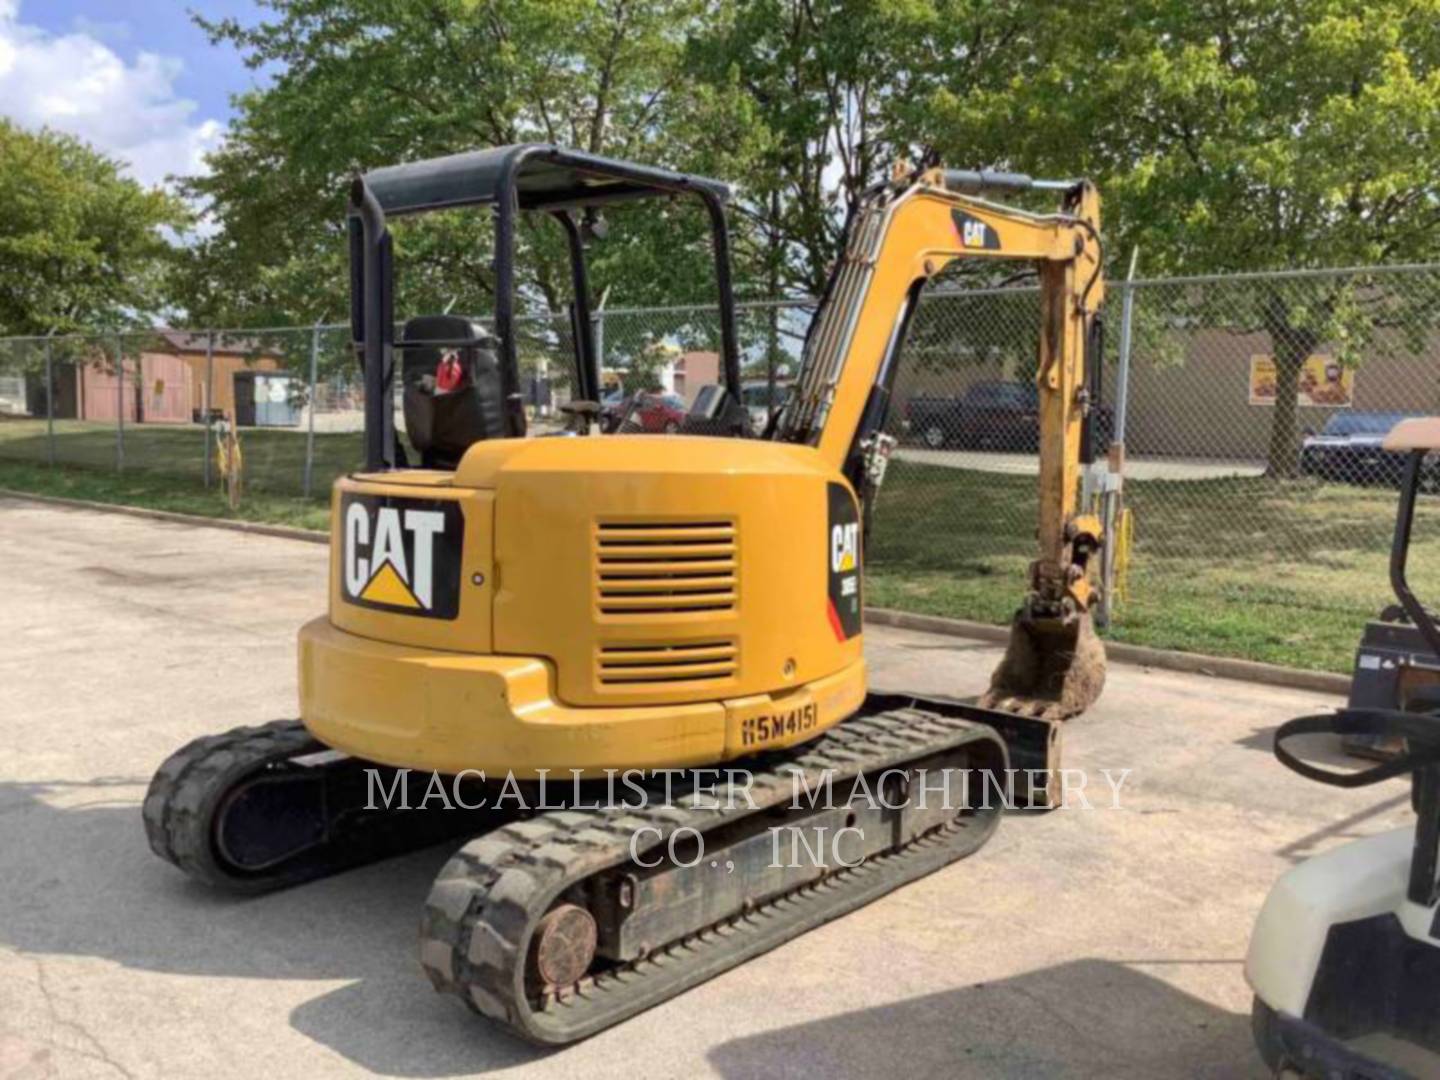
[594,520,738,616]
[597,640,738,685]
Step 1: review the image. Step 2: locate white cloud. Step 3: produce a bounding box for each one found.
[0,2,224,190]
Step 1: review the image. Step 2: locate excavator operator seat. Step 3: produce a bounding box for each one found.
[679,384,752,436]
[400,315,510,468]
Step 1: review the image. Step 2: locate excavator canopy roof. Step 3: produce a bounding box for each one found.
[360,143,734,218]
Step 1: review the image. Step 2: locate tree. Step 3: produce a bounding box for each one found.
[177,0,755,337]
[176,0,1050,396]
[678,1,1041,413]
[924,0,1440,476]
[686,0,1035,298]
[0,120,187,336]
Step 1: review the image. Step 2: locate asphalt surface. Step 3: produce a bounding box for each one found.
[0,495,1410,1079]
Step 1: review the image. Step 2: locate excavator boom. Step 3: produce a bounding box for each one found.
[778,164,1107,719]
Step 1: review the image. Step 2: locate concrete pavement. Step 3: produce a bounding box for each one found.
[0,495,1409,1079]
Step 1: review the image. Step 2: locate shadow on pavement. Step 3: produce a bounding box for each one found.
[0,781,1268,1078]
[0,779,546,1076]
[707,958,1261,1079]
[1231,728,1414,863]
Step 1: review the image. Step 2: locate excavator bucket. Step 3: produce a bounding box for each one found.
[980,611,1107,721]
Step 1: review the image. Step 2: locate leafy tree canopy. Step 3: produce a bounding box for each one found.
[177,0,1044,325]
[924,0,1440,473]
[0,119,188,336]
[177,0,751,327]
[927,0,1440,273]
[686,0,1035,296]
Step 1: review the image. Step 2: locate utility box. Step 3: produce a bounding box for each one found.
[234,371,302,427]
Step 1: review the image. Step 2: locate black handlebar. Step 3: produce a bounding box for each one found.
[1274,708,1440,788]
[1391,452,1440,659]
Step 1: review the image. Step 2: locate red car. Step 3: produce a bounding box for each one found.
[615,391,687,433]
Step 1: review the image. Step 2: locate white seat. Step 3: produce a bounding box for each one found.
[1382,417,1440,452]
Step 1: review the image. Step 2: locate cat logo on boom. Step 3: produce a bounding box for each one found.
[952,209,1001,251]
[826,483,862,641]
[341,494,464,619]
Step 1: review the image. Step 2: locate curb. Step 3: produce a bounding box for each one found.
[0,488,1350,697]
[0,489,330,546]
[862,607,1351,697]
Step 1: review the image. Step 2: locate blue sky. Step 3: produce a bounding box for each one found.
[0,0,269,187]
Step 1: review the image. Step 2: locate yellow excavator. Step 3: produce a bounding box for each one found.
[143,145,1106,1044]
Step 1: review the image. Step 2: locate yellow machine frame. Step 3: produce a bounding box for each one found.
[300,163,1106,776]
[147,147,1112,1046]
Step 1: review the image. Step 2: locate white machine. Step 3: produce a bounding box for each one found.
[1247,418,1440,1079]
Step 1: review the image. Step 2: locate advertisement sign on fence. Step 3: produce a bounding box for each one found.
[1249,353,1354,407]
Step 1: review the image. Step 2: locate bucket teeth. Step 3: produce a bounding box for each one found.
[981,611,1106,721]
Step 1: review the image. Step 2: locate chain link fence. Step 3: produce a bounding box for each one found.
[2,267,1437,671]
[1109,265,1440,670]
[867,263,1440,672]
[864,284,1046,631]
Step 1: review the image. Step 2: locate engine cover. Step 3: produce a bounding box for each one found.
[327,435,865,709]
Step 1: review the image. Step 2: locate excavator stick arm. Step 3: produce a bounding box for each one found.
[778,166,1107,720]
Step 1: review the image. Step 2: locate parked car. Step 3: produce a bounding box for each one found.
[1299,411,1433,488]
[611,390,688,434]
[740,379,792,434]
[598,386,629,432]
[905,380,1113,453]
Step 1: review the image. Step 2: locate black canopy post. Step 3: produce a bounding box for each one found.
[555,211,599,402]
[493,154,527,437]
[700,193,742,396]
[349,177,395,471]
[1391,451,1440,659]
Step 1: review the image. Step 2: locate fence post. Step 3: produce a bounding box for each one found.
[303,321,320,498]
[1113,254,1138,449]
[44,333,55,467]
[593,308,606,378]
[203,331,215,487]
[767,302,778,426]
[114,332,125,471]
[1097,247,1139,629]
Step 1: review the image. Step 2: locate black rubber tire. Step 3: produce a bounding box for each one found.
[922,425,946,449]
[1250,996,1288,1074]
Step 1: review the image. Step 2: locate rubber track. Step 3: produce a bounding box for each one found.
[417,706,1005,1045]
[143,719,323,892]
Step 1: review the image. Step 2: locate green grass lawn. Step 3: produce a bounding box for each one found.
[867,460,1440,673]
[1,418,1426,674]
[0,418,338,531]
[0,417,364,495]
[0,459,333,531]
